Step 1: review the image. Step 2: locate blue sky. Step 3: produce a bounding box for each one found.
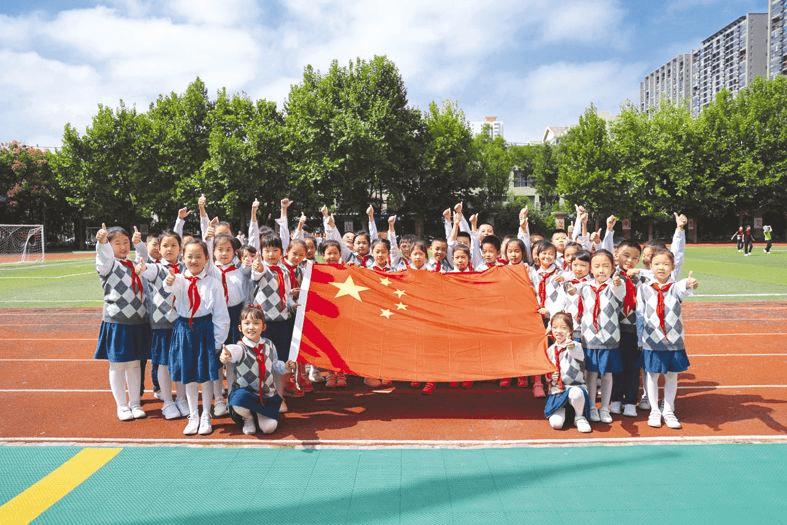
[0,0,766,149]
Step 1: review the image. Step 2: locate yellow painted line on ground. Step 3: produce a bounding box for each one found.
[0,447,121,524]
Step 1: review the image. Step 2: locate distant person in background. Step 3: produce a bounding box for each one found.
[743,226,754,256]
[731,226,744,252]
[763,225,773,254]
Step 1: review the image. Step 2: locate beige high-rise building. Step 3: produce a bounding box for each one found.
[768,1,787,78]
[691,13,768,115]
[640,54,693,113]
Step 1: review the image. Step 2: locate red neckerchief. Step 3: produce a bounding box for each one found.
[538,267,558,308]
[432,259,443,272]
[553,343,568,390]
[618,267,636,316]
[401,256,411,269]
[267,265,287,304]
[119,260,144,300]
[563,259,568,270]
[372,264,389,272]
[219,264,237,303]
[168,263,181,274]
[250,340,267,406]
[650,282,673,339]
[570,278,585,320]
[590,283,608,331]
[496,257,506,266]
[281,260,300,289]
[358,254,372,268]
[186,275,201,327]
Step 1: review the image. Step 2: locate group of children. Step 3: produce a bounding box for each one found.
[94,197,698,437]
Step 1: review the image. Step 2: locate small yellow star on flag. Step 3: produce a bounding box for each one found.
[393,289,406,298]
[380,308,394,319]
[330,276,370,301]
[380,277,391,286]
[395,302,408,310]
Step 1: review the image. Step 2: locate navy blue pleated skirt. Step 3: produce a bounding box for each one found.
[228,387,282,422]
[169,315,219,384]
[225,302,244,345]
[95,321,150,363]
[584,347,623,375]
[544,386,591,419]
[642,349,690,374]
[150,327,172,366]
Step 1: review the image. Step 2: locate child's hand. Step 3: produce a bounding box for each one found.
[132,226,142,245]
[589,228,602,244]
[285,360,297,374]
[612,271,622,287]
[366,205,374,219]
[454,202,463,215]
[565,282,577,295]
[135,260,146,275]
[251,199,259,218]
[675,212,688,230]
[575,204,585,216]
[178,207,191,220]
[320,205,329,218]
[220,345,232,365]
[298,213,307,230]
[165,268,176,286]
[327,213,336,229]
[687,271,698,289]
[627,268,640,277]
[580,211,588,225]
[252,253,264,273]
[442,208,451,222]
[388,215,396,229]
[453,210,462,225]
[205,217,219,240]
[606,215,617,232]
[281,198,291,210]
[96,223,108,244]
[519,207,528,228]
[554,274,565,285]
[198,193,207,215]
[538,307,549,318]
[290,287,300,299]
[469,213,478,230]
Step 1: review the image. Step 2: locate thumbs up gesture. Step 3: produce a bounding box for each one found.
[165,267,176,286]
[132,225,142,245]
[220,345,232,365]
[687,271,698,290]
[96,223,108,244]
[612,270,622,287]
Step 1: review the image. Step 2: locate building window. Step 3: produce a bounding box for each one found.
[513,169,533,188]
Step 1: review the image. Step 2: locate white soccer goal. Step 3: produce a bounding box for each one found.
[0,224,45,263]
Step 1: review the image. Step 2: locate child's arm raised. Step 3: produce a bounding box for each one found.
[276,198,291,254]
[517,207,533,264]
[248,198,260,250]
[198,193,209,241]
[455,202,471,234]
[292,213,307,241]
[671,212,687,281]
[366,205,378,242]
[95,223,114,276]
[602,214,616,253]
[174,206,190,238]
[388,215,402,266]
[132,226,148,262]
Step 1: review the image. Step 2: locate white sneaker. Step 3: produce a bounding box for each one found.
[161,402,180,420]
[307,365,323,383]
[279,399,288,413]
[648,410,662,428]
[599,409,613,424]
[214,400,229,417]
[574,416,592,433]
[176,398,190,418]
[198,414,213,435]
[183,415,200,435]
[117,406,134,421]
[257,414,278,434]
[662,411,682,429]
[623,404,638,417]
[639,396,651,411]
[609,401,622,415]
[130,406,146,419]
[153,390,163,401]
[241,417,256,435]
[589,408,600,422]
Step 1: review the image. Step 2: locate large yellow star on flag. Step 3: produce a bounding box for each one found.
[330,276,370,301]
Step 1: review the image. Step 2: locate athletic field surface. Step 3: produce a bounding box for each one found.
[1,247,786,524]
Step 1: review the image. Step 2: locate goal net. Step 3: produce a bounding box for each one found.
[0,224,45,263]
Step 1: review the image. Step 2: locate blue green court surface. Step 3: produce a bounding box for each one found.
[1,443,785,524]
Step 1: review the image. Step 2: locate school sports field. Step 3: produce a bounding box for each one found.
[1,245,786,524]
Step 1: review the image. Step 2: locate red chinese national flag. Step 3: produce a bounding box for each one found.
[289,263,553,382]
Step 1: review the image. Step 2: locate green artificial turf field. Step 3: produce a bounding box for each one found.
[0,247,784,308]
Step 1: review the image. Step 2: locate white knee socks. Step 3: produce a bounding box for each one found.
[586,371,598,406]
[201,381,214,418]
[568,386,586,416]
[157,365,173,403]
[108,361,141,408]
[646,372,660,414]
[663,372,678,414]
[599,373,613,411]
[549,408,566,429]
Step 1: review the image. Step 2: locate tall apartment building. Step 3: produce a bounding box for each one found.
[472,116,504,139]
[691,13,768,115]
[769,1,787,77]
[640,54,693,113]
